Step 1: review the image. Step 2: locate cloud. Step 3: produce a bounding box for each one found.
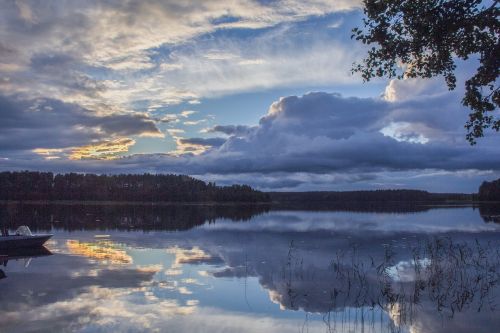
[184,119,207,126]
[69,138,137,160]
[145,32,361,104]
[196,172,377,191]
[186,91,492,174]
[96,114,163,138]
[167,129,185,136]
[180,110,197,118]
[384,77,448,102]
[103,211,499,329]
[3,84,500,191]
[2,209,496,333]
[0,0,362,111]
[0,1,375,177]
[207,125,254,137]
[179,137,226,148]
[159,111,201,125]
[0,94,161,152]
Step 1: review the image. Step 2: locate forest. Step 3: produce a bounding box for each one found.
[478,178,500,201]
[0,171,270,203]
[268,189,473,204]
[2,171,498,205]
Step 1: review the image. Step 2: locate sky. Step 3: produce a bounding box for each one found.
[0,0,499,192]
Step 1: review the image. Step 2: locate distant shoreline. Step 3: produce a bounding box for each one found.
[0,200,272,206]
[2,172,499,204]
[1,199,498,206]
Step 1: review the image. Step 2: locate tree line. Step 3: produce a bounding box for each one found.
[478,178,500,201]
[0,171,270,203]
[268,189,473,204]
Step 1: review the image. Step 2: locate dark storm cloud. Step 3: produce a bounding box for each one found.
[207,125,254,137]
[179,92,500,174]
[95,114,161,137]
[0,94,161,151]
[1,90,499,192]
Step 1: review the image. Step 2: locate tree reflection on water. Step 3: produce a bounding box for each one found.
[479,204,500,224]
[1,202,499,232]
[0,203,499,332]
[0,202,270,231]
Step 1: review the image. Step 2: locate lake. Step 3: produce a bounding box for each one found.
[0,203,499,333]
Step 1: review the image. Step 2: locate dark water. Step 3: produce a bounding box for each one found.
[0,203,499,333]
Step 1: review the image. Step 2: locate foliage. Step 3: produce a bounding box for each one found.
[478,178,500,200]
[269,189,471,204]
[0,171,270,203]
[352,0,499,144]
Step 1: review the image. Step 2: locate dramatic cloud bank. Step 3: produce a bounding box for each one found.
[0,94,161,159]
[3,77,499,191]
[1,1,498,191]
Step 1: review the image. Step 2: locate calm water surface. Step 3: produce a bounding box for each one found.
[0,204,499,333]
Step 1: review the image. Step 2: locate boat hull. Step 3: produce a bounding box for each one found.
[0,235,52,250]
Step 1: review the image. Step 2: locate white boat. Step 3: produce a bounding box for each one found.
[0,226,52,250]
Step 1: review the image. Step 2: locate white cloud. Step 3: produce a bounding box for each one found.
[327,18,344,29]
[0,0,362,110]
[383,77,449,102]
[150,37,361,102]
[4,87,499,192]
[181,110,197,118]
[380,121,430,144]
[184,120,206,126]
[1,1,498,195]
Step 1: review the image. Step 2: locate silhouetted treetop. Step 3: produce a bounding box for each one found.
[478,178,500,201]
[353,0,499,144]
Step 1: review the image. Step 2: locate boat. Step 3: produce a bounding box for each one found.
[0,226,53,250]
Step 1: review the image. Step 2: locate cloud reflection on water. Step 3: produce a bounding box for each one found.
[66,240,133,264]
[0,206,499,332]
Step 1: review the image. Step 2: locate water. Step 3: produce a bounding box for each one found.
[0,203,499,333]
